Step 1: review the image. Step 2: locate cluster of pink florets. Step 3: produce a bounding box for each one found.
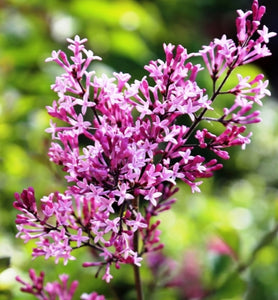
[15,269,104,300]
[14,1,275,298]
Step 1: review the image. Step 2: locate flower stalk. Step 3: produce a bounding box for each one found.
[132,196,144,300]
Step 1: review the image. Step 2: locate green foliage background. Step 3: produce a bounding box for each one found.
[0,0,278,299]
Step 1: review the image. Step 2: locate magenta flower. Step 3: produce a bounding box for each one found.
[16,269,80,300]
[16,269,106,299]
[14,1,275,298]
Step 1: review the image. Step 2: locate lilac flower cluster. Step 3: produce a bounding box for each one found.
[14,0,275,298]
[15,269,104,300]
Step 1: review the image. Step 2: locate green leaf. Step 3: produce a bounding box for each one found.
[216,274,246,299]
[0,257,10,274]
[215,227,241,258]
[211,254,234,278]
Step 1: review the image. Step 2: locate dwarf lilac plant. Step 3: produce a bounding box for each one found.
[14,1,276,299]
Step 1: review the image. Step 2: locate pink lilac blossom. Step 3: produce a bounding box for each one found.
[16,269,105,300]
[14,0,275,297]
[15,269,80,300]
[81,292,106,300]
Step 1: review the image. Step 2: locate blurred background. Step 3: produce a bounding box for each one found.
[0,0,278,299]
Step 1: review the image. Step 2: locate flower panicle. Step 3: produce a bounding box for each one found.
[14,0,275,289]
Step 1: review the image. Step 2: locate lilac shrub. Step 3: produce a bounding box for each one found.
[14,1,275,299]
